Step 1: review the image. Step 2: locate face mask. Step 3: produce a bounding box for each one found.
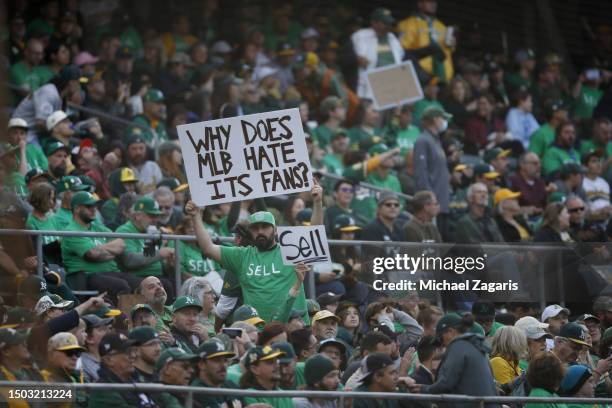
[438,119,448,133]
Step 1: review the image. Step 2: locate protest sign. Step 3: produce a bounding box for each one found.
[366,61,424,110]
[177,108,313,205]
[277,226,331,265]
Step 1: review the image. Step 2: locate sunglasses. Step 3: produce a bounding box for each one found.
[383,202,400,208]
[568,207,585,213]
[339,187,355,193]
[62,349,82,358]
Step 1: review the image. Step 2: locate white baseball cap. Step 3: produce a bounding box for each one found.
[541,305,570,323]
[46,110,69,131]
[515,316,551,339]
[7,118,28,130]
[35,295,74,316]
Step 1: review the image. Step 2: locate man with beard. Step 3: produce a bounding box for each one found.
[273,342,299,389]
[542,121,580,178]
[61,191,139,303]
[312,310,340,341]
[135,277,176,346]
[45,140,70,185]
[192,339,242,408]
[293,354,340,408]
[156,347,198,407]
[185,184,323,325]
[353,353,400,408]
[241,345,293,408]
[129,326,162,383]
[130,303,158,328]
[126,133,163,194]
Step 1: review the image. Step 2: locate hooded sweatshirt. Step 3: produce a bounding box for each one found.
[421,333,500,408]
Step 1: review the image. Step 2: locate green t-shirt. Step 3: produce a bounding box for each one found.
[12,144,48,172]
[115,220,163,277]
[154,305,173,333]
[367,171,404,208]
[226,363,242,386]
[394,125,421,155]
[322,153,345,176]
[170,240,216,276]
[295,361,306,389]
[347,126,383,149]
[61,218,121,275]
[220,245,310,325]
[190,378,241,407]
[4,171,28,198]
[244,388,293,408]
[9,62,54,91]
[528,123,555,157]
[313,124,335,150]
[376,36,395,68]
[525,388,567,408]
[26,213,60,244]
[130,115,169,145]
[52,207,74,230]
[579,139,612,158]
[574,85,603,120]
[542,145,580,177]
[412,99,445,127]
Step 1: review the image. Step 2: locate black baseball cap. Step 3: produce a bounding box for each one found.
[359,352,394,383]
[317,292,342,307]
[129,326,160,345]
[82,314,113,330]
[99,333,137,357]
[472,300,495,318]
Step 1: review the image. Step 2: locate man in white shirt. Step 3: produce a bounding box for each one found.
[582,149,611,220]
[351,8,404,99]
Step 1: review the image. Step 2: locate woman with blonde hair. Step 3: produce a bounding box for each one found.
[490,325,528,385]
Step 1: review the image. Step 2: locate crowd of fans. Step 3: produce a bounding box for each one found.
[1,0,612,406]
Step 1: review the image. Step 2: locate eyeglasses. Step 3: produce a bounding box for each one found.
[61,349,82,358]
[383,202,400,208]
[568,207,585,213]
[158,205,173,211]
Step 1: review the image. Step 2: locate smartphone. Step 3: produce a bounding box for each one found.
[222,328,244,339]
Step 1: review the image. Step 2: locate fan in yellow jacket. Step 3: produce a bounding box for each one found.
[397,0,454,83]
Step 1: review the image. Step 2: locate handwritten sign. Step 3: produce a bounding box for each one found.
[366,61,424,110]
[177,108,313,205]
[277,226,331,265]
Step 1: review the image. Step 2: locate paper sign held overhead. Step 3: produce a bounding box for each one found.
[177,108,313,206]
[277,226,331,265]
[366,61,424,110]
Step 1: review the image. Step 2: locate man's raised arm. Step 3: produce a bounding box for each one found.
[311,183,324,226]
[184,201,222,263]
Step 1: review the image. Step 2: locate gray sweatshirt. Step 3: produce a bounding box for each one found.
[413,129,450,213]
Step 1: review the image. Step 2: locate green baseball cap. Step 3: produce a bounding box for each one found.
[70,191,99,208]
[358,135,383,152]
[44,141,70,157]
[0,328,28,349]
[78,175,96,192]
[248,211,276,227]
[128,326,160,345]
[435,313,463,340]
[320,96,344,115]
[307,299,321,316]
[133,196,164,215]
[197,339,236,360]
[244,345,285,369]
[25,168,51,184]
[560,322,591,347]
[370,7,394,25]
[232,304,265,326]
[0,307,34,329]
[332,128,348,140]
[57,176,89,193]
[130,303,154,319]
[484,148,511,163]
[144,88,165,103]
[271,341,297,364]
[368,143,389,156]
[95,305,122,318]
[421,106,453,121]
[474,163,500,179]
[548,191,567,204]
[156,347,198,371]
[172,296,203,313]
[126,131,146,147]
[157,177,189,193]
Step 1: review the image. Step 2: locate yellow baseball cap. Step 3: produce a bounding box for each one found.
[494,188,521,206]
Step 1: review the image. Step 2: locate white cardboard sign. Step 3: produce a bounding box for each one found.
[366,61,424,110]
[277,226,331,265]
[177,108,313,205]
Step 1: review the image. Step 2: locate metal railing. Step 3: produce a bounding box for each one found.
[0,227,604,310]
[0,381,610,407]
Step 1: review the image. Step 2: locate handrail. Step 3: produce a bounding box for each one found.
[0,381,610,405]
[66,101,150,130]
[0,228,585,251]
